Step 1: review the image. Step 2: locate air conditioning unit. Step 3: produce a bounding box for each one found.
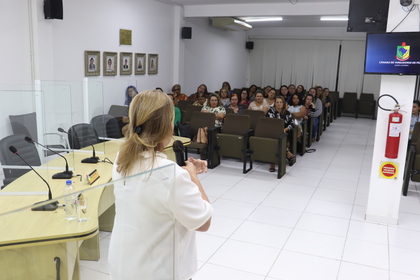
[211,18,252,31]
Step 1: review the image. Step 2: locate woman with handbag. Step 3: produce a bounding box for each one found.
[109,90,213,280]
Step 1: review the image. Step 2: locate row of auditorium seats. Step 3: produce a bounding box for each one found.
[339,92,377,119]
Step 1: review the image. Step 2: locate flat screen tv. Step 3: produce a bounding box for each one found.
[364,32,420,75]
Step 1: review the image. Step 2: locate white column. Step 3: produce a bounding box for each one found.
[365,0,420,224]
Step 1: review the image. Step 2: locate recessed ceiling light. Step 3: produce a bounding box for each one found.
[320,16,348,21]
[243,17,283,23]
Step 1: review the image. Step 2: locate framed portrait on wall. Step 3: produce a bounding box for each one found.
[148,53,158,74]
[103,52,117,76]
[120,52,132,75]
[134,53,146,75]
[84,50,100,76]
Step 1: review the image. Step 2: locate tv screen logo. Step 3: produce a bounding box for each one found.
[396,42,410,61]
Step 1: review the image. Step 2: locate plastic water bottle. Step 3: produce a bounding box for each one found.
[64,180,76,220]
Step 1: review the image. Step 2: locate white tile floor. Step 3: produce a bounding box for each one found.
[81,117,420,280]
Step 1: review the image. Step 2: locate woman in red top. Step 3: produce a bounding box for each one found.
[172,84,188,101]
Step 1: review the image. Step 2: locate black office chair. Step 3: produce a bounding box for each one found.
[0,134,41,187]
[90,114,123,140]
[67,123,100,149]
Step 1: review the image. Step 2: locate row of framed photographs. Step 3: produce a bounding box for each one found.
[84,50,158,76]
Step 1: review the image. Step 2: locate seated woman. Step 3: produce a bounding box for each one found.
[239,89,251,107]
[219,87,231,107]
[265,88,276,107]
[189,84,209,101]
[296,85,306,99]
[288,93,307,127]
[248,91,270,114]
[201,93,226,127]
[192,92,206,106]
[279,85,290,102]
[266,96,296,172]
[322,88,332,108]
[249,84,258,100]
[225,94,243,115]
[167,94,181,135]
[124,85,138,106]
[172,84,188,101]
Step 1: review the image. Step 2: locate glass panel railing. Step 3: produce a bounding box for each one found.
[0,162,176,280]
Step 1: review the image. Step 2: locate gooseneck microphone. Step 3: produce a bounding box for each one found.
[58,127,99,164]
[24,136,73,179]
[9,146,58,211]
[172,140,186,166]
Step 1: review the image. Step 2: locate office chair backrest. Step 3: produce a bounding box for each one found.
[0,134,41,186]
[254,117,285,139]
[108,105,129,119]
[184,105,203,124]
[9,112,38,142]
[68,123,100,149]
[189,112,216,138]
[90,114,122,139]
[242,110,265,130]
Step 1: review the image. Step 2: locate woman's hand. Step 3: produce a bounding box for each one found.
[182,157,208,176]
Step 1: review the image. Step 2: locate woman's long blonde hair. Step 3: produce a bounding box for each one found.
[116,90,174,177]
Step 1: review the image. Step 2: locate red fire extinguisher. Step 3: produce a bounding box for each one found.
[385,105,402,159]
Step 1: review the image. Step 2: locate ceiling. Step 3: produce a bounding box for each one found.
[156,0,351,28]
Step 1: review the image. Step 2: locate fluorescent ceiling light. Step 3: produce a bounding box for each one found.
[233,19,252,29]
[244,17,283,23]
[320,16,348,21]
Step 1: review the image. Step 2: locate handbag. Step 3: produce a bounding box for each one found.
[196,127,208,144]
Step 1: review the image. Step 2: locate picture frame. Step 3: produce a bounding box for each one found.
[103,52,117,76]
[134,53,146,75]
[84,50,100,76]
[148,53,158,75]
[120,52,133,75]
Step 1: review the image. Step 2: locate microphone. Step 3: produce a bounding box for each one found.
[24,136,73,179]
[9,146,58,211]
[58,127,99,164]
[172,140,186,166]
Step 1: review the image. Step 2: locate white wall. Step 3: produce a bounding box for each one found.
[183,18,250,94]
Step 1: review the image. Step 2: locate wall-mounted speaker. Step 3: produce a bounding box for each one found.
[246,41,254,50]
[181,27,192,39]
[44,0,63,20]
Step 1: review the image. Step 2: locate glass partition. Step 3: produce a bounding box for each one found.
[0,162,176,280]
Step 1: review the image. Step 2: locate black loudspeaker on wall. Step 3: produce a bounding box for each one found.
[246,41,254,50]
[181,27,192,39]
[44,0,63,20]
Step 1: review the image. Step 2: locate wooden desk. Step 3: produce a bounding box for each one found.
[0,136,190,279]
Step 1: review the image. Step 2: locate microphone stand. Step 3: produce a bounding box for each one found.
[24,136,73,179]
[9,146,58,211]
[58,127,99,164]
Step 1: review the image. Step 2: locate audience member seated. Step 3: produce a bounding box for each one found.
[296,85,306,99]
[288,93,307,127]
[288,84,296,96]
[192,92,206,106]
[410,100,420,139]
[172,84,188,101]
[265,88,276,107]
[280,85,290,102]
[322,88,331,108]
[263,85,272,98]
[167,94,181,135]
[249,84,258,100]
[225,94,243,115]
[222,81,234,95]
[239,89,251,107]
[266,96,296,172]
[248,91,270,114]
[189,84,209,101]
[124,85,138,106]
[315,86,323,101]
[219,87,231,107]
[201,93,226,127]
